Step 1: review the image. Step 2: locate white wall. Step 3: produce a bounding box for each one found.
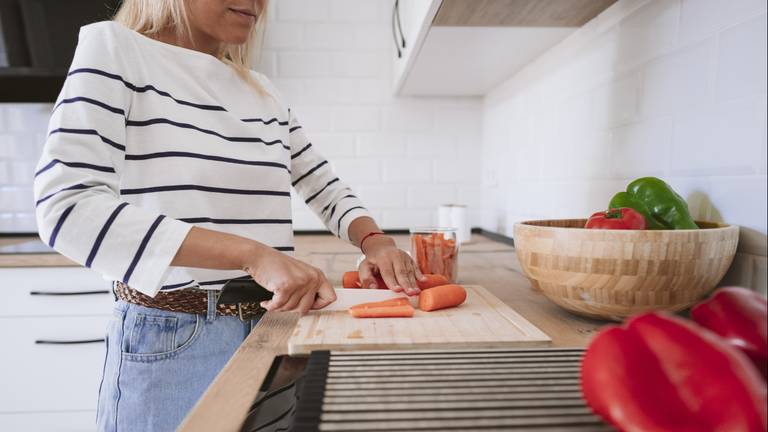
[264,0,482,230]
[0,0,483,233]
[481,0,767,292]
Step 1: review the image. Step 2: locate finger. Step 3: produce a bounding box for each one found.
[297,290,316,314]
[358,260,379,289]
[411,256,426,281]
[276,289,304,312]
[378,262,403,294]
[261,290,289,311]
[312,278,336,309]
[393,255,419,296]
[403,254,423,292]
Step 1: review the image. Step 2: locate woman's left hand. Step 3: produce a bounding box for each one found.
[358,236,425,296]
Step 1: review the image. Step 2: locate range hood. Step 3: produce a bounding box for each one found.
[0,0,121,102]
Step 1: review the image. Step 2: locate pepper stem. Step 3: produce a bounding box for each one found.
[605,208,623,219]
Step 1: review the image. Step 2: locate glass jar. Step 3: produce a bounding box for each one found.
[409,227,459,283]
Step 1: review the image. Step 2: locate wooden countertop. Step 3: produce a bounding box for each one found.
[179,233,608,432]
[0,236,78,267]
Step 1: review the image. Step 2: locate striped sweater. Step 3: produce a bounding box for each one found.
[33,22,371,297]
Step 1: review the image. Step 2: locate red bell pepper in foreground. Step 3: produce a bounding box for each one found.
[581,312,767,432]
[584,207,647,230]
[691,287,768,378]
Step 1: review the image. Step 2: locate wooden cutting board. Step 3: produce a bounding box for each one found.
[288,285,551,356]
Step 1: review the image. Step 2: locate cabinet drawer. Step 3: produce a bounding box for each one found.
[0,267,114,317]
[0,411,96,432]
[0,315,111,413]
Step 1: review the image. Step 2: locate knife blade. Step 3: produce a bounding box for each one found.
[319,288,416,311]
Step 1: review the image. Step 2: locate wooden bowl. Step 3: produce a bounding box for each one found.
[513,219,739,321]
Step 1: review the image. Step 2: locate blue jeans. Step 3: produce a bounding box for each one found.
[96,292,264,432]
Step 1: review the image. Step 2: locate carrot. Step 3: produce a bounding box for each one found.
[350,298,410,310]
[414,234,429,275]
[419,274,449,289]
[343,271,448,290]
[342,271,362,288]
[349,304,414,318]
[418,284,467,312]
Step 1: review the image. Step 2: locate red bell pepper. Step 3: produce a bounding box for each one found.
[585,207,647,230]
[691,287,768,378]
[582,312,767,432]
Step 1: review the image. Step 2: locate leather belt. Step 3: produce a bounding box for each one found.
[113,281,266,321]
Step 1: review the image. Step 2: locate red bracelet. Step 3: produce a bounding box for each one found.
[360,231,385,254]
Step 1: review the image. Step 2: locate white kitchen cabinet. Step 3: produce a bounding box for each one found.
[0,412,97,432]
[0,267,113,431]
[392,0,617,96]
[0,267,113,317]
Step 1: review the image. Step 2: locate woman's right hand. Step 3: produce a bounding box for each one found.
[242,244,336,314]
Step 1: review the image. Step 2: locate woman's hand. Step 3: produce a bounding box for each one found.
[242,243,336,313]
[358,236,425,296]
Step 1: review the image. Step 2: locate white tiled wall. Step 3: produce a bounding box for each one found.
[0,0,483,232]
[262,0,482,230]
[481,0,767,293]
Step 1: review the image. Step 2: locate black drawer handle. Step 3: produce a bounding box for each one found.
[35,339,105,345]
[30,290,110,296]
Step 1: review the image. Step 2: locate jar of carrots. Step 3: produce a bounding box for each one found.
[409,228,459,283]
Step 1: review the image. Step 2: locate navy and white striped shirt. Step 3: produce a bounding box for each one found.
[34,22,370,296]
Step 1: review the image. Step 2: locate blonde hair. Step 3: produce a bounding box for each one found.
[113,0,268,89]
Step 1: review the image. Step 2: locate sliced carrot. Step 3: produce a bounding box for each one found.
[419,284,467,312]
[342,271,362,288]
[349,304,414,318]
[418,274,449,289]
[350,298,410,310]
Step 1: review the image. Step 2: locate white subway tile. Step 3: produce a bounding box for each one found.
[10,161,35,185]
[614,0,681,71]
[270,78,304,104]
[311,133,356,158]
[330,0,387,23]
[0,187,32,212]
[661,176,713,221]
[671,96,765,176]
[292,107,332,132]
[587,71,641,129]
[277,52,330,78]
[406,185,455,209]
[357,185,407,208]
[640,39,714,118]
[264,23,304,49]
[277,0,330,22]
[0,134,16,158]
[0,214,14,231]
[433,158,480,184]
[0,161,10,184]
[611,117,673,178]
[715,14,767,101]
[330,52,387,78]
[456,186,483,210]
[331,159,381,184]
[381,209,433,229]
[679,0,766,46]
[434,108,481,137]
[331,107,379,132]
[12,212,37,231]
[406,134,457,158]
[381,105,434,132]
[708,175,767,234]
[356,133,406,157]
[382,159,432,183]
[303,23,349,50]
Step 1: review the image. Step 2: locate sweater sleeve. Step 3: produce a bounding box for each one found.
[33,23,192,297]
[287,111,373,242]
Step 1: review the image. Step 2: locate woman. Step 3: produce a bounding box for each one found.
[33,0,424,430]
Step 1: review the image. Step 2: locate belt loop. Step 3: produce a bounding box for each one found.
[206,290,218,322]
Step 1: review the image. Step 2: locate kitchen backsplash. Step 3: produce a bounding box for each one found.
[0,0,483,233]
[480,0,767,293]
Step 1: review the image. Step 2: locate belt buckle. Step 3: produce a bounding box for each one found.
[237,303,246,322]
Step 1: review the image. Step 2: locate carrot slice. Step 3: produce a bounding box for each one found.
[350,298,410,310]
[419,284,467,312]
[418,274,449,289]
[349,304,415,318]
[342,271,362,288]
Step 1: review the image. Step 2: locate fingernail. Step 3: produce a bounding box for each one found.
[370,282,378,289]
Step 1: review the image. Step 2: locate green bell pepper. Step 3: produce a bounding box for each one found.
[609,177,699,230]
